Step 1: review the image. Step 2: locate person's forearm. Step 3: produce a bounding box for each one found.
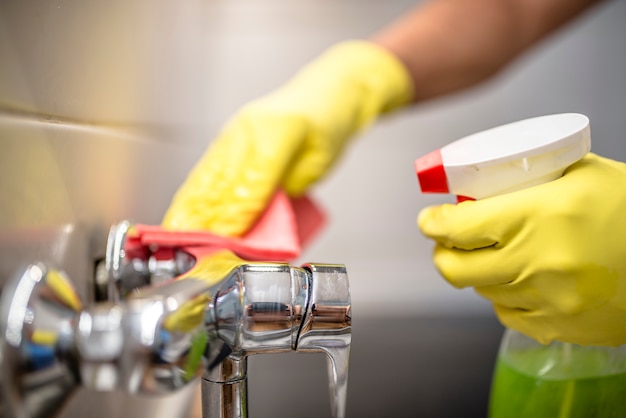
[371,0,602,102]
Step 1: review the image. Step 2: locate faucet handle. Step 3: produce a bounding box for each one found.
[203,262,352,418]
[297,263,351,348]
[296,263,351,418]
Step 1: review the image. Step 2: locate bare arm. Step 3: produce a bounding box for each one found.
[371,0,602,102]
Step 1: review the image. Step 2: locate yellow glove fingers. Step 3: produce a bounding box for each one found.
[421,152,626,346]
[477,262,619,316]
[475,272,584,315]
[477,281,552,315]
[163,41,413,236]
[163,111,304,236]
[421,158,623,289]
[419,199,526,288]
[431,243,514,288]
[418,202,509,251]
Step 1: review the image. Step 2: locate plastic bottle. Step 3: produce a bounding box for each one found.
[414,113,626,417]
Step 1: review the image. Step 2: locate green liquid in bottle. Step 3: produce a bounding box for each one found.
[489,343,626,418]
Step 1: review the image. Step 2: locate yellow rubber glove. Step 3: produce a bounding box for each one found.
[162,41,413,236]
[418,153,626,346]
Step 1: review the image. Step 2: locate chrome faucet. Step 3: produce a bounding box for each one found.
[0,221,351,418]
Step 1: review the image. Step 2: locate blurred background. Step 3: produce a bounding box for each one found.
[1,0,624,417]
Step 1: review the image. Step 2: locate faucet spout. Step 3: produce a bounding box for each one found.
[204,262,352,418]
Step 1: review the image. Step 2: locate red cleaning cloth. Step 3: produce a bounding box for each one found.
[126,191,326,262]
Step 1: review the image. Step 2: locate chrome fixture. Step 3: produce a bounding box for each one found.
[0,221,351,418]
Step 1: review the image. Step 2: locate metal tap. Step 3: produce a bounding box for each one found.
[0,221,351,418]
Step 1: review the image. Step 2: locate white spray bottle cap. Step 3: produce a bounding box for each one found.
[415,113,591,199]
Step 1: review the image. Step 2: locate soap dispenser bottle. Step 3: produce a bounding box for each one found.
[415,113,626,417]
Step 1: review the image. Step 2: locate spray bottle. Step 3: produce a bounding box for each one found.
[414,113,626,417]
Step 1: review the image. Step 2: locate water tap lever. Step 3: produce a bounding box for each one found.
[204,261,351,418]
[105,221,352,418]
[0,221,351,418]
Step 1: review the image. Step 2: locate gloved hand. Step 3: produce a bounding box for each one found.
[162,41,413,236]
[418,153,626,346]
